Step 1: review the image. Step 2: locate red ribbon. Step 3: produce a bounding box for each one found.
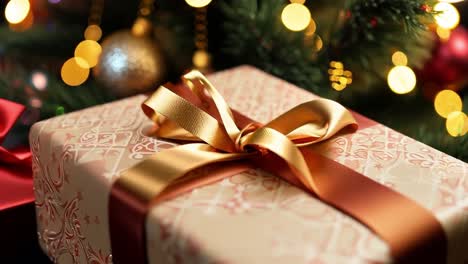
[0,99,33,211]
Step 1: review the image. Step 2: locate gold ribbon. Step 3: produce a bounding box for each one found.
[119,70,357,205]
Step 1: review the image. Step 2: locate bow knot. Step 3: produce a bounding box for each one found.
[140,70,357,195]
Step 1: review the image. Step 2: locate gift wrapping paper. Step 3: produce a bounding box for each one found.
[30,66,468,264]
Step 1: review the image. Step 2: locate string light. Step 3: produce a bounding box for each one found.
[446,111,467,137]
[391,51,408,66]
[434,2,460,30]
[74,40,102,68]
[61,58,90,86]
[61,0,104,86]
[193,50,211,69]
[314,35,323,52]
[281,2,311,31]
[185,0,212,8]
[5,0,30,24]
[387,66,416,94]
[329,61,352,91]
[387,51,416,94]
[436,26,452,41]
[434,90,463,118]
[84,25,102,41]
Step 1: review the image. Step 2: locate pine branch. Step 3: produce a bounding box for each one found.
[0,24,82,58]
[0,60,116,145]
[218,0,326,96]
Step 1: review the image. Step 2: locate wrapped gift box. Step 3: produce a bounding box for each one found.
[30,66,468,263]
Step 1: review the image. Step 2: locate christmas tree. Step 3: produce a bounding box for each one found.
[0,0,467,161]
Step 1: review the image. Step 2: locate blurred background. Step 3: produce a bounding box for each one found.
[0,0,467,163]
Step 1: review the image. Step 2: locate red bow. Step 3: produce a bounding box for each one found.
[0,99,33,210]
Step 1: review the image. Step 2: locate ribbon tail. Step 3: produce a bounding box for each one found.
[241,127,446,263]
[109,143,252,264]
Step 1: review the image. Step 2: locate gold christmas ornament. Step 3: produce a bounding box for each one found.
[93,30,165,97]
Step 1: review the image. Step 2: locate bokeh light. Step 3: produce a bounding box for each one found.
[5,0,30,24]
[446,111,467,137]
[185,0,212,8]
[391,51,408,66]
[329,61,352,91]
[29,97,42,108]
[31,71,48,91]
[74,40,102,68]
[436,27,452,41]
[434,90,463,118]
[61,57,90,86]
[84,25,102,41]
[434,2,460,30]
[281,3,311,31]
[387,66,416,94]
[439,0,465,3]
[193,50,211,69]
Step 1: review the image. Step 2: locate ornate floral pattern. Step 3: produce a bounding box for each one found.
[30,66,468,264]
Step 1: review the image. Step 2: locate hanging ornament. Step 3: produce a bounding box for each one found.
[93,0,165,97]
[419,26,468,99]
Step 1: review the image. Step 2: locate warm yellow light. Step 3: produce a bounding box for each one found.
[132,17,152,37]
[446,111,467,137]
[434,90,463,118]
[304,18,316,36]
[439,0,465,3]
[329,61,352,91]
[290,0,306,3]
[5,0,30,24]
[387,66,416,94]
[332,83,346,91]
[314,35,323,52]
[185,0,212,8]
[434,2,460,29]
[193,49,211,69]
[8,6,33,32]
[84,25,102,41]
[74,40,102,68]
[436,26,452,41]
[61,57,90,86]
[281,3,311,31]
[392,51,408,66]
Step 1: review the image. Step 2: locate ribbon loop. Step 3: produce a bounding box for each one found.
[0,99,32,165]
[142,86,236,152]
[182,70,241,143]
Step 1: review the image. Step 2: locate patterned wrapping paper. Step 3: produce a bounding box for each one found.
[30,66,468,264]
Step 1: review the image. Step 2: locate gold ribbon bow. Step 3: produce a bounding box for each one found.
[118,70,357,204]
